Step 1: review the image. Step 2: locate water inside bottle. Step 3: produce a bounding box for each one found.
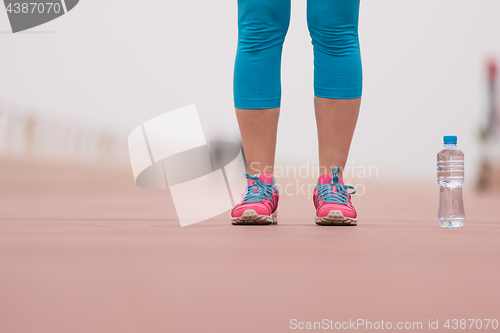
[437,144,465,228]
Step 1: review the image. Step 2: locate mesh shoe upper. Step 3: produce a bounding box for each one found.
[231,173,279,218]
[313,167,357,218]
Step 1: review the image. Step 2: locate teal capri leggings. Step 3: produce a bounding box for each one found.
[234,0,362,109]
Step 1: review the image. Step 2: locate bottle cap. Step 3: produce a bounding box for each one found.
[443,135,457,145]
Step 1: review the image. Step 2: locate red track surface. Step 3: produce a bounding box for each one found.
[0,159,499,332]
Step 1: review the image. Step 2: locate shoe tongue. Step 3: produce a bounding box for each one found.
[247,173,274,186]
[318,174,345,186]
[318,174,332,185]
[258,174,274,185]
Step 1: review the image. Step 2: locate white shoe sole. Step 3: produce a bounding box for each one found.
[315,210,357,226]
[231,209,278,225]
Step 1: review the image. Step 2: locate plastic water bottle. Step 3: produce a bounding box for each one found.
[437,136,465,227]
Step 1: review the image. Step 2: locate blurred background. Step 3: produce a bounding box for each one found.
[0,0,499,193]
[1,3,500,333]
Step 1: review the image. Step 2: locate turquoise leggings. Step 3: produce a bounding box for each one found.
[234,0,362,109]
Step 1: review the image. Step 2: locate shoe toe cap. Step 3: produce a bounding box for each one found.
[231,204,270,217]
[317,204,357,218]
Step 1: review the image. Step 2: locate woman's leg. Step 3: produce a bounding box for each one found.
[315,97,361,179]
[236,108,280,175]
[307,0,362,225]
[231,0,290,225]
[307,0,362,179]
[233,0,291,175]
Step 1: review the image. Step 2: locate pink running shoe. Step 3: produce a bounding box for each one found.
[313,167,357,226]
[231,173,279,225]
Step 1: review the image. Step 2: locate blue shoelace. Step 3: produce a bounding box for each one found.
[241,173,276,204]
[316,167,356,205]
